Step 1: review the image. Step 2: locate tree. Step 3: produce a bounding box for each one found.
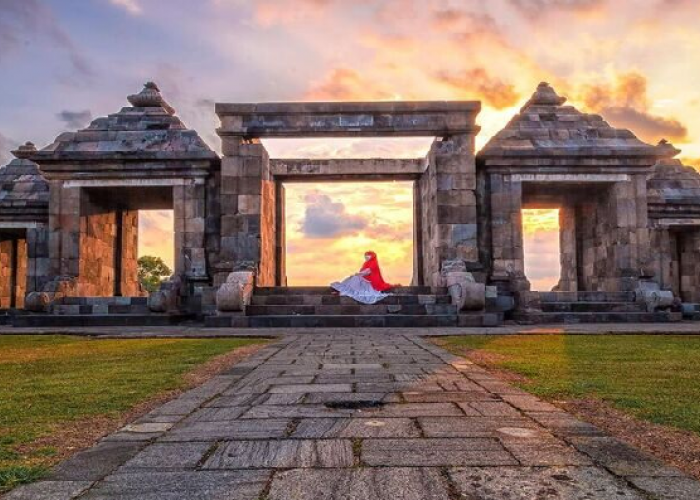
[137,256,172,293]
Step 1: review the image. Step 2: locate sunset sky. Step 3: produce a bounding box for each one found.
[1,0,699,289]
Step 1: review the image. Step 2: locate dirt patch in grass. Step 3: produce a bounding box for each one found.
[15,343,266,466]
[562,398,700,480]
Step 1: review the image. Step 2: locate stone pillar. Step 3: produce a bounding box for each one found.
[49,182,81,278]
[679,229,700,303]
[26,226,50,295]
[489,173,528,291]
[174,181,207,281]
[78,197,117,297]
[433,135,479,268]
[218,137,271,286]
[120,209,141,296]
[275,182,286,286]
[555,204,578,292]
[0,239,13,308]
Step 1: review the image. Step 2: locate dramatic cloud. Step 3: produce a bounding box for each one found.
[109,0,143,15]
[601,107,687,144]
[435,68,521,109]
[305,68,394,101]
[56,110,93,130]
[300,193,368,239]
[0,132,18,166]
[508,0,607,18]
[578,72,689,143]
[0,0,94,77]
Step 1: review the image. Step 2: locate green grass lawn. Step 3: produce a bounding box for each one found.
[440,335,700,434]
[0,335,266,492]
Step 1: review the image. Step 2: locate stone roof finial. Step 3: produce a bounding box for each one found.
[656,139,681,158]
[527,82,567,107]
[11,141,37,160]
[127,82,175,115]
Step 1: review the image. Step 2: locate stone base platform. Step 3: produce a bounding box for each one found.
[207,286,502,328]
[514,292,682,324]
[12,314,193,328]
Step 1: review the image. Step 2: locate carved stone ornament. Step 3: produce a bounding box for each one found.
[216,271,255,312]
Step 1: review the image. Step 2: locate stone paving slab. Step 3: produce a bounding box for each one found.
[80,470,270,500]
[267,468,451,500]
[5,331,700,500]
[449,466,647,499]
[202,440,354,469]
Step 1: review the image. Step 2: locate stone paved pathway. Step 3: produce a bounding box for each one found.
[5,333,700,499]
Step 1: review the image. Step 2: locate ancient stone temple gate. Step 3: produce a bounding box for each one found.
[2,82,700,327]
[214,101,482,289]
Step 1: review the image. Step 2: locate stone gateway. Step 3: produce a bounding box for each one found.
[1,82,699,327]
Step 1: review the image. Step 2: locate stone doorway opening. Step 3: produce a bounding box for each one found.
[0,229,28,309]
[521,208,561,291]
[79,185,174,297]
[282,180,415,286]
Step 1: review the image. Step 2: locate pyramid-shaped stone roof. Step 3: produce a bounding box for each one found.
[0,142,49,223]
[32,83,218,164]
[647,157,700,207]
[479,82,678,161]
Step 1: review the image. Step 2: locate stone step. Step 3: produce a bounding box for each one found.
[250,294,451,306]
[513,311,682,324]
[12,314,192,328]
[206,313,504,328]
[254,286,441,296]
[248,314,459,328]
[245,304,458,316]
[539,291,637,303]
[541,302,645,313]
[51,304,151,315]
[57,296,148,306]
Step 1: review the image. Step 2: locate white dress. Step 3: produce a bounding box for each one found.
[331,269,390,304]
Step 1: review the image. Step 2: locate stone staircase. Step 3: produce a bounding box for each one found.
[513,291,682,324]
[207,286,500,328]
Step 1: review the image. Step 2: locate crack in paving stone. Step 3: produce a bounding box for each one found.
[324,400,385,410]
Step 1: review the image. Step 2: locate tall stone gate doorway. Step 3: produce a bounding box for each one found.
[279,179,417,287]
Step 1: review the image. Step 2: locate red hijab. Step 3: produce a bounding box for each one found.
[360,251,393,292]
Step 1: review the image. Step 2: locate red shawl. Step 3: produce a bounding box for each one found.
[360,251,393,292]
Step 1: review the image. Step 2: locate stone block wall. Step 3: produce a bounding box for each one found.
[679,230,700,302]
[576,177,650,292]
[649,227,700,302]
[120,210,140,297]
[555,204,578,292]
[26,226,50,294]
[78,198,117,297]
[174,182,207,280]
[218,138,274,286]
[0,237,28,308]
[0,240,14,308]
[488,174,527,291]
[419,134,479,288]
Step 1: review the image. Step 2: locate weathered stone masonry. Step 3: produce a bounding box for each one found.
[1,81,700,324]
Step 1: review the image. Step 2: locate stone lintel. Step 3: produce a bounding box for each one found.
[269,158,426,180]
[216,101,480,137]
[651,218,700,227]
[63,178,205,188]
[0,221,45,229]
[511,173,631,183]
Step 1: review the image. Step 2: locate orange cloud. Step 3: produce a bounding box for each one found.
[305,68,394,101]
[434,68,521,109]
[576,72,689,143]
